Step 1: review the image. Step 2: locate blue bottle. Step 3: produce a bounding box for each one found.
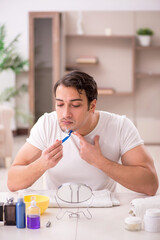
[16,197,26,228]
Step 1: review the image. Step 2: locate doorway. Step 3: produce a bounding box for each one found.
[29,12,60,122]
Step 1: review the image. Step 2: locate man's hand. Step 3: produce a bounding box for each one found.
[7,140,63,192]
[74,132,103,167]
[40,140,63,170]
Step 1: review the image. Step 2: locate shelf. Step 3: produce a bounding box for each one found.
[66,34,135,40]
[136,73,160,79]
[66,63,98,70]
[66,34,135,94]
[98,88,134,96]
[136,46,160,50]
[98,88,115,95]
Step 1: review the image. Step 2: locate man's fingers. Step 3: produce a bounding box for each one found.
[74,132,100,147]
[46,140,62,153]
[73,132,86,142]
[51,147,63,159]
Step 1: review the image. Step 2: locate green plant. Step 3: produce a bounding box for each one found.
[136,28,154,36]
[0,83,34,126]
[0,24,28,73]
[0,24,32,126]
[0,84,28,102]
[16,109,34,126]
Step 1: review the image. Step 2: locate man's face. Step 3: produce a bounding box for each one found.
[55,85,95,134]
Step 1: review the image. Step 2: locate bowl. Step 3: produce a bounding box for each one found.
[24,195,50,215]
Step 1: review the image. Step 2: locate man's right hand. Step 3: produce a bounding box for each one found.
[40,140,63,170]
[7,140,63,192]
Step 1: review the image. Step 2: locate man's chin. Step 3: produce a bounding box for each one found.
[60,126,74,133]
[59,121,78,133]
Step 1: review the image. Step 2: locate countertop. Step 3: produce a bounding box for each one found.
[0,192,160,240]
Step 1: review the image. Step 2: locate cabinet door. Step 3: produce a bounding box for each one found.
[29,12,60,122]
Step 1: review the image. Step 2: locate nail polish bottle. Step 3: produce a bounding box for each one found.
[4,197,16,225]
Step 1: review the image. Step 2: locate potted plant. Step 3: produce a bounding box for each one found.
[0,24,29,130]
[0,24,28,73]
[136,28,154,47]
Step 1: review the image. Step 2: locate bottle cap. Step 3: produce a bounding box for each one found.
[124,216,142,225]
[30,200,36,207]
[124,216,142,231]
[17,198,23,202]
[145,208,160,217]
[6,197,14,204]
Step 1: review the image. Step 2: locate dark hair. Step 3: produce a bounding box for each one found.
[54,70,98,105]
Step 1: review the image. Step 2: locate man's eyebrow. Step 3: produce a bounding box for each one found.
[56,98,83,102]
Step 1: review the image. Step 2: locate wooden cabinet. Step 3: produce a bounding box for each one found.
[29,12,61,122]
[28,11,160,144]
[64,34,136,95]
[62,12,137,96]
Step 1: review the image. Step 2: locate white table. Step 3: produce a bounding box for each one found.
[0,192,160,240]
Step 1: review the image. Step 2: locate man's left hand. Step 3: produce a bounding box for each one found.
[73,132,103,167]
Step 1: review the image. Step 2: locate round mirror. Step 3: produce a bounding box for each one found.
[56,183,92,203]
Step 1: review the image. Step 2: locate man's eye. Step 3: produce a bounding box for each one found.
[72,105,80,108]
[57,104,64,107]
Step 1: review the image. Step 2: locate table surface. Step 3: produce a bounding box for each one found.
[0,192,159,240]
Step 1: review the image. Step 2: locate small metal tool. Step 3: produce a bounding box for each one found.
[46,220,51,228]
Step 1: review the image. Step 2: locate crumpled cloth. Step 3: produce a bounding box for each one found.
[129,194,160,219]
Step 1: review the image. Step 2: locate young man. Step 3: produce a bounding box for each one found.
[8,71,159,195]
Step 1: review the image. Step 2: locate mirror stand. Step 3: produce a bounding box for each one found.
[55,206,92,220]
[55,183,93,220]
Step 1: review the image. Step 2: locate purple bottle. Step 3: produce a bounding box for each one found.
[27,197,40,229]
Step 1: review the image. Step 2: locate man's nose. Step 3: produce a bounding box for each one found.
[63,106,72,118]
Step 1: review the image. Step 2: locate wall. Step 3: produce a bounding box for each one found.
[64,11,160,144]
[0,0,160,59]
[0,0,160,133]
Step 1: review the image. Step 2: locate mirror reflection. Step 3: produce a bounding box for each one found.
[56,183,92,203]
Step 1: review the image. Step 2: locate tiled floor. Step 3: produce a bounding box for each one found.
[0,136,160,193]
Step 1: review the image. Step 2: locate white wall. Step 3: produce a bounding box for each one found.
[0,0,160,130]
[0,0,160,58]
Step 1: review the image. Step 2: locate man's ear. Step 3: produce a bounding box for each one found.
[89,99,97,113]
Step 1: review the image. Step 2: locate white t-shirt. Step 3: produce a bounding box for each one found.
[27,111,144,191]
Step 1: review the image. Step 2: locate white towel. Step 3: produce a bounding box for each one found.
[0,189,120,208]
[19,189,120,208]
[129,194,160,219]
[53,189,120,208]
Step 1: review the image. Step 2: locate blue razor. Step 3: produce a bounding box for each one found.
[62,130,73,143]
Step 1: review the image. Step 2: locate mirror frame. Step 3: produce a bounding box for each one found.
[56,182,93,203]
